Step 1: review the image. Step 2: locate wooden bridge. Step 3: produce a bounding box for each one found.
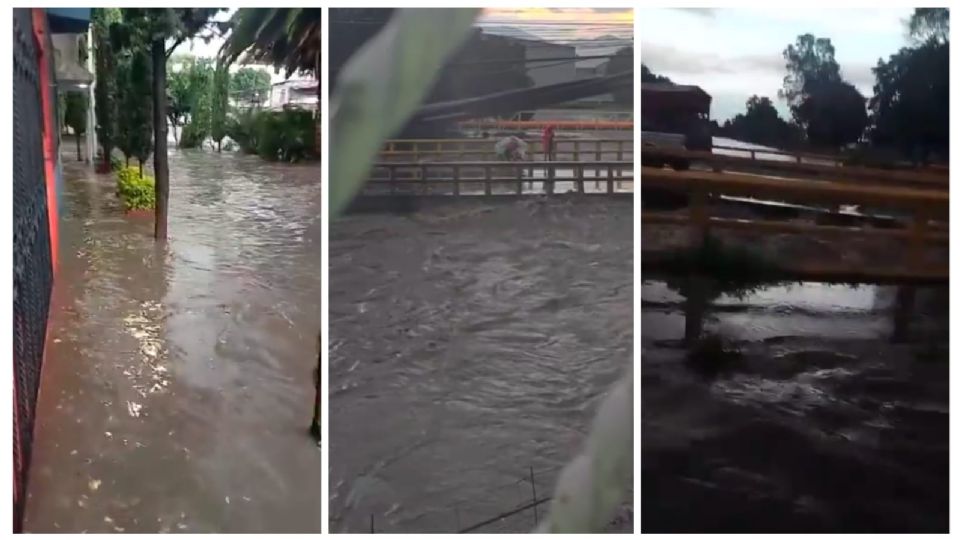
[457,119,634,131]
[361,160,633,197]
[381,138,632,162]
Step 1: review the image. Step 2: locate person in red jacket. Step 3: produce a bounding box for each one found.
[541,124,556,161]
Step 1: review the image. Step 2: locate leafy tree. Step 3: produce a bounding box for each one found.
[115,8,224,239]
[115,44,153,172]
[221,9,322,104]
[230,67,272,106]
[779,34,841,110]
[92,8,121,171]
[210,62,230,151]
[720,95,804,148]
[166,59,191,145]
[779,34,866,149]
[606,47,633,105]
[171,57,215,148]
[63,92,88,161]
[640,63,672,84]
[795,80,867,148]
[908,7,949,45]
[869,9,949,163]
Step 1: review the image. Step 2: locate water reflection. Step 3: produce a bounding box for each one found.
[24,151,322,533]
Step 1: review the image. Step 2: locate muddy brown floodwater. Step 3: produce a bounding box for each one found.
[642,281,948,533]
[23,150,322,533]
[329,196,633,533]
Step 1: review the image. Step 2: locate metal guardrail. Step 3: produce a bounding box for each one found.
[642,146,949,189]
[363,160,633,196]
[459,119,633,131]
[709,143,950,176]
[641,167,948,281]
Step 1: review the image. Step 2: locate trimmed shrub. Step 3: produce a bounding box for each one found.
[115,166,156,211]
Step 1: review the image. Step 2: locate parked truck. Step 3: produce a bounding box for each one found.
[640,82,713,170]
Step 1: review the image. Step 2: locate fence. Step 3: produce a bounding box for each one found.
[458,119,634,131]
[362,160,633,196]
[641,166,949,283]
[13,8,56,531]
[643,146,949,190]
[382,138,632,163]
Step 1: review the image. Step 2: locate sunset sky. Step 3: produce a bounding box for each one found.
[479,8,633,39]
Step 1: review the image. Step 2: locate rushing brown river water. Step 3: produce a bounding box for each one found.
[329,197,633,533]
[23,151,322,533]
[641,280,949,533]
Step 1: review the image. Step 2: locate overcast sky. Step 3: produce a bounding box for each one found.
[182,8,633,82]
[641,8,915,122]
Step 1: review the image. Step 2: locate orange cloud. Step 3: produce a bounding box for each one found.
[481,8,633,25]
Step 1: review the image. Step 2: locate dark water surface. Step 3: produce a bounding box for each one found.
[24,151,322,533]
[641,280,948,533]
[329,197,633,532]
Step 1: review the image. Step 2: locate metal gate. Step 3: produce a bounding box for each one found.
[13,8,54,530]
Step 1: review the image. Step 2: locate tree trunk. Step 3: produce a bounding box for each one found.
[152,39,169,240]
[75,133,82,161]
[217,140,221,153]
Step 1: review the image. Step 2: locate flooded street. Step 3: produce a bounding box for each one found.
[641,281,948,533]
[329,197,633,532]
[24,151,322,533]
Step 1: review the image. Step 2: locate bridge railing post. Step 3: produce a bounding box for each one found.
[484,165,492,196]
[420,163,428,195]
[907,211,930,273]
[607,165,615,194]
[689,182,710,248]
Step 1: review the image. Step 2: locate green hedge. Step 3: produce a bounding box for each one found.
[228,108,316,163]
[115,166,156,211]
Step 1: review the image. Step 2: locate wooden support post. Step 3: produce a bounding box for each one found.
[593,148,603,184]
[689,183,709,248]
[484,166,492,196]
[452,165,460,196]
[574,140,580,162]
[420,163,428,195]
[607,165,615,194]
[907,212,929,272]
[516,165,523,195]
[388,165,396,195]
[616,145,624,178]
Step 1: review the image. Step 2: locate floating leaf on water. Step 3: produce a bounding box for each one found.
[88,479,101,492]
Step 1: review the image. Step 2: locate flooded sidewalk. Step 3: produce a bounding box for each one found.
[23,151,322,533]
